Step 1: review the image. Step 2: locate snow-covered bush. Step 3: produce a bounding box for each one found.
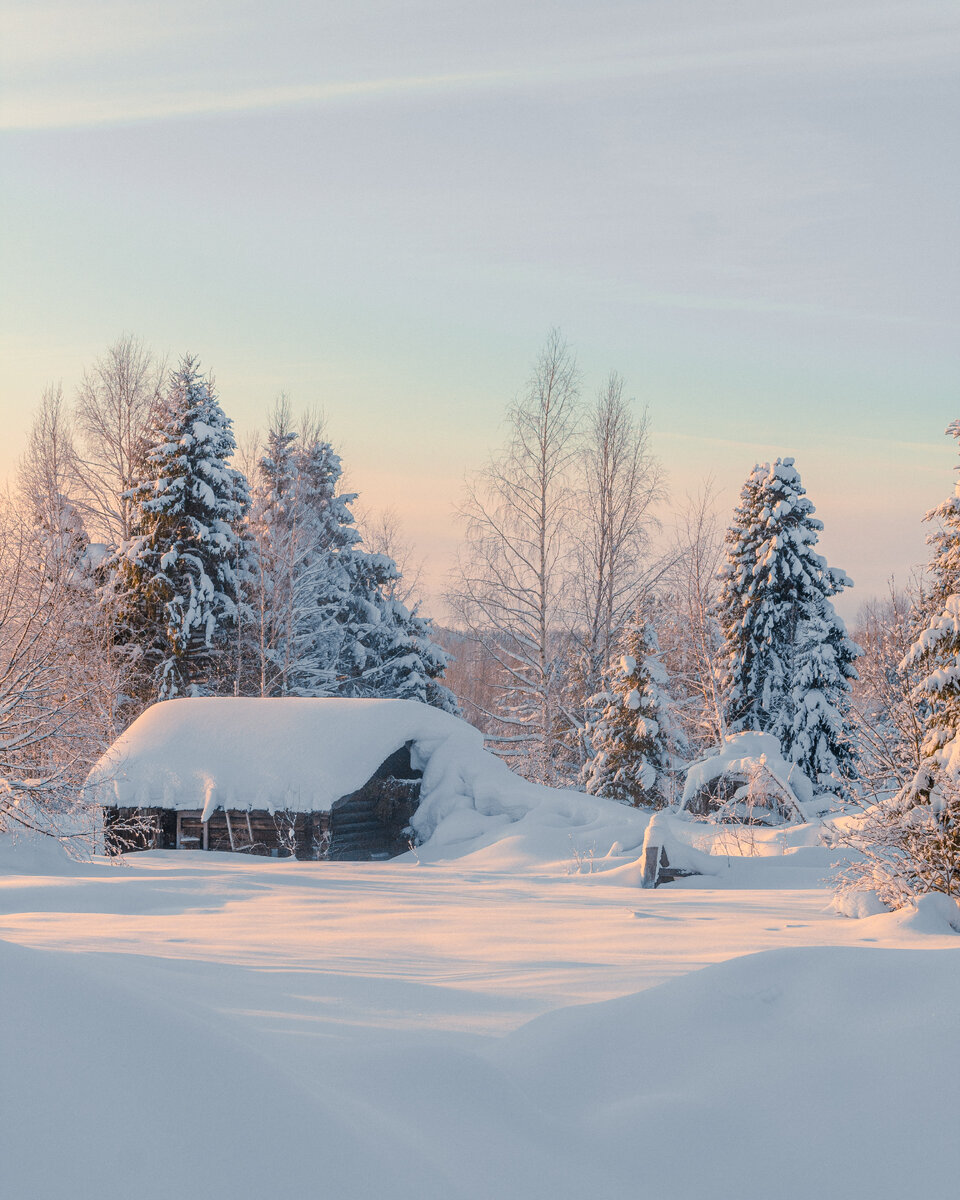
[678,732,813,825]
[836,421,960,911]
[835,768,960,910]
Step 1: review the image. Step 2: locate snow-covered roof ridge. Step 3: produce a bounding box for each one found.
[86,697,481,819]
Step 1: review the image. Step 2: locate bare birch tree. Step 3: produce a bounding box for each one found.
[73,334,164,543]
[451,330,581,783]
[849,582,927,792]
[573,375,665,667]
[657,484,726,755]
[433,628,505,734]
[0,492,120,847]
[18,383,81,549]
[357,506,424,606]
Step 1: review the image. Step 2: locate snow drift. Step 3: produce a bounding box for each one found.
[3,927,958,1200]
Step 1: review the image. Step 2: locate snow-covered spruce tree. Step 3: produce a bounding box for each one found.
[334,544,458,712]
[288,434,456,709]
[114,356,251,702]
[247,407,455,710]
[903,420,960,777]
[833,427,960,913]
[249,411,355,697]
[788,610,858,791]
[581,607,686,807]
[717,457,859,793]
[247,412,301,694]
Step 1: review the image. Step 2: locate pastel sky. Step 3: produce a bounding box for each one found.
[2,0,959,619]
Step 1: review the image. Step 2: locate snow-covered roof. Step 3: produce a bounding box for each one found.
[86,697,480,820]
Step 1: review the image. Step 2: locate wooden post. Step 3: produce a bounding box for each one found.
[641,842,661,888]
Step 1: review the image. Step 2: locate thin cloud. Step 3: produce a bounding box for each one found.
[622,288,954,330]
[0,70,517,132]
[3,6,959,132]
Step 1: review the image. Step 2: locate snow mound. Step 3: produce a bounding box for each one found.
[679,731,814,823]
[489,946,960,1199]
[865,892,960,935]
[594,806,843,890]
[410,738,649,867]
[834,886,960,933]
[833,888,889,919]
[898,893,960,933]
[0,827,83,876]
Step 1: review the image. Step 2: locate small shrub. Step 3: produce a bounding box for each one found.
[835,768,960,909]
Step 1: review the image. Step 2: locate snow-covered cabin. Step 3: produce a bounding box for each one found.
[86,698,479,860]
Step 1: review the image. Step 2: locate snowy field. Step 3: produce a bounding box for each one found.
[2,826,959,1200]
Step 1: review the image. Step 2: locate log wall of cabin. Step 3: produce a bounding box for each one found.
[104,762,421,861]
[105,806,332,858]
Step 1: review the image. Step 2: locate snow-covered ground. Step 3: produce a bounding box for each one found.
[2,820,959,1200]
